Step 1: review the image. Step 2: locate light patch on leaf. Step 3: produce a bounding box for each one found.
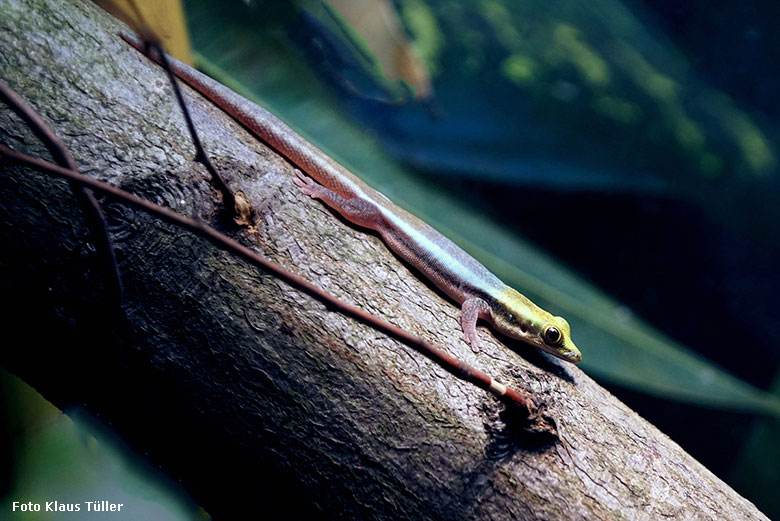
[673,114,705,150]
[706,91,776,176]
[479,0,523,51]
[615,44,679,101]
[502,54,536,85]
[400,0,444,76]
[731,114,776,175]
[552,23,610,87]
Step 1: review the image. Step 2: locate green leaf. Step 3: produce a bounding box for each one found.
[0,370,207,520]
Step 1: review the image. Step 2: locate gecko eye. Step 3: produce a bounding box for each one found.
[544,326,563,346]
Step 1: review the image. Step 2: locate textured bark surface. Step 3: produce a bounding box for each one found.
[0,0,769,519]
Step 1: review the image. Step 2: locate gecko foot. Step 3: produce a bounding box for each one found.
[461,297,490,353]
[463,327,481,353]
[461,309,481,353]
[293,169,324,198]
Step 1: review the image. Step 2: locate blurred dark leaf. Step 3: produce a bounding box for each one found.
[0,370,207,520]
[730,373,780,518]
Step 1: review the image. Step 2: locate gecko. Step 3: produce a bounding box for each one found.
[127,37,581,363]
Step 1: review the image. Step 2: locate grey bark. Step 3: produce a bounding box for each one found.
[0,0,768,519]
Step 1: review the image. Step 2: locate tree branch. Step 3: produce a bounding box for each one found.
[0,143,541,419]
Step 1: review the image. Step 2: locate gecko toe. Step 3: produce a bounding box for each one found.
[464,331,480,353]
[293,169,322,197]
[293,169,306,186]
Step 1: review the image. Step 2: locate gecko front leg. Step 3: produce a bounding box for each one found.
[294,170,384,230]
[461,298,491,353]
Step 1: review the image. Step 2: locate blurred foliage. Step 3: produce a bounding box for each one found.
[0,370,208,521]
[411,0,776,181]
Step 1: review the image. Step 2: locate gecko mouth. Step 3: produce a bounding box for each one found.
[538,343,581,363]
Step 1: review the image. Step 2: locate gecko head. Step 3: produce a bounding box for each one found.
[536,316,581,363]
[493,290,582,363]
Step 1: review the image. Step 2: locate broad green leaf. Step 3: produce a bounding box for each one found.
[183,1,780,419]
[0,370,207,520]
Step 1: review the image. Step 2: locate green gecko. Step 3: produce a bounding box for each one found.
[140,43,581,364]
